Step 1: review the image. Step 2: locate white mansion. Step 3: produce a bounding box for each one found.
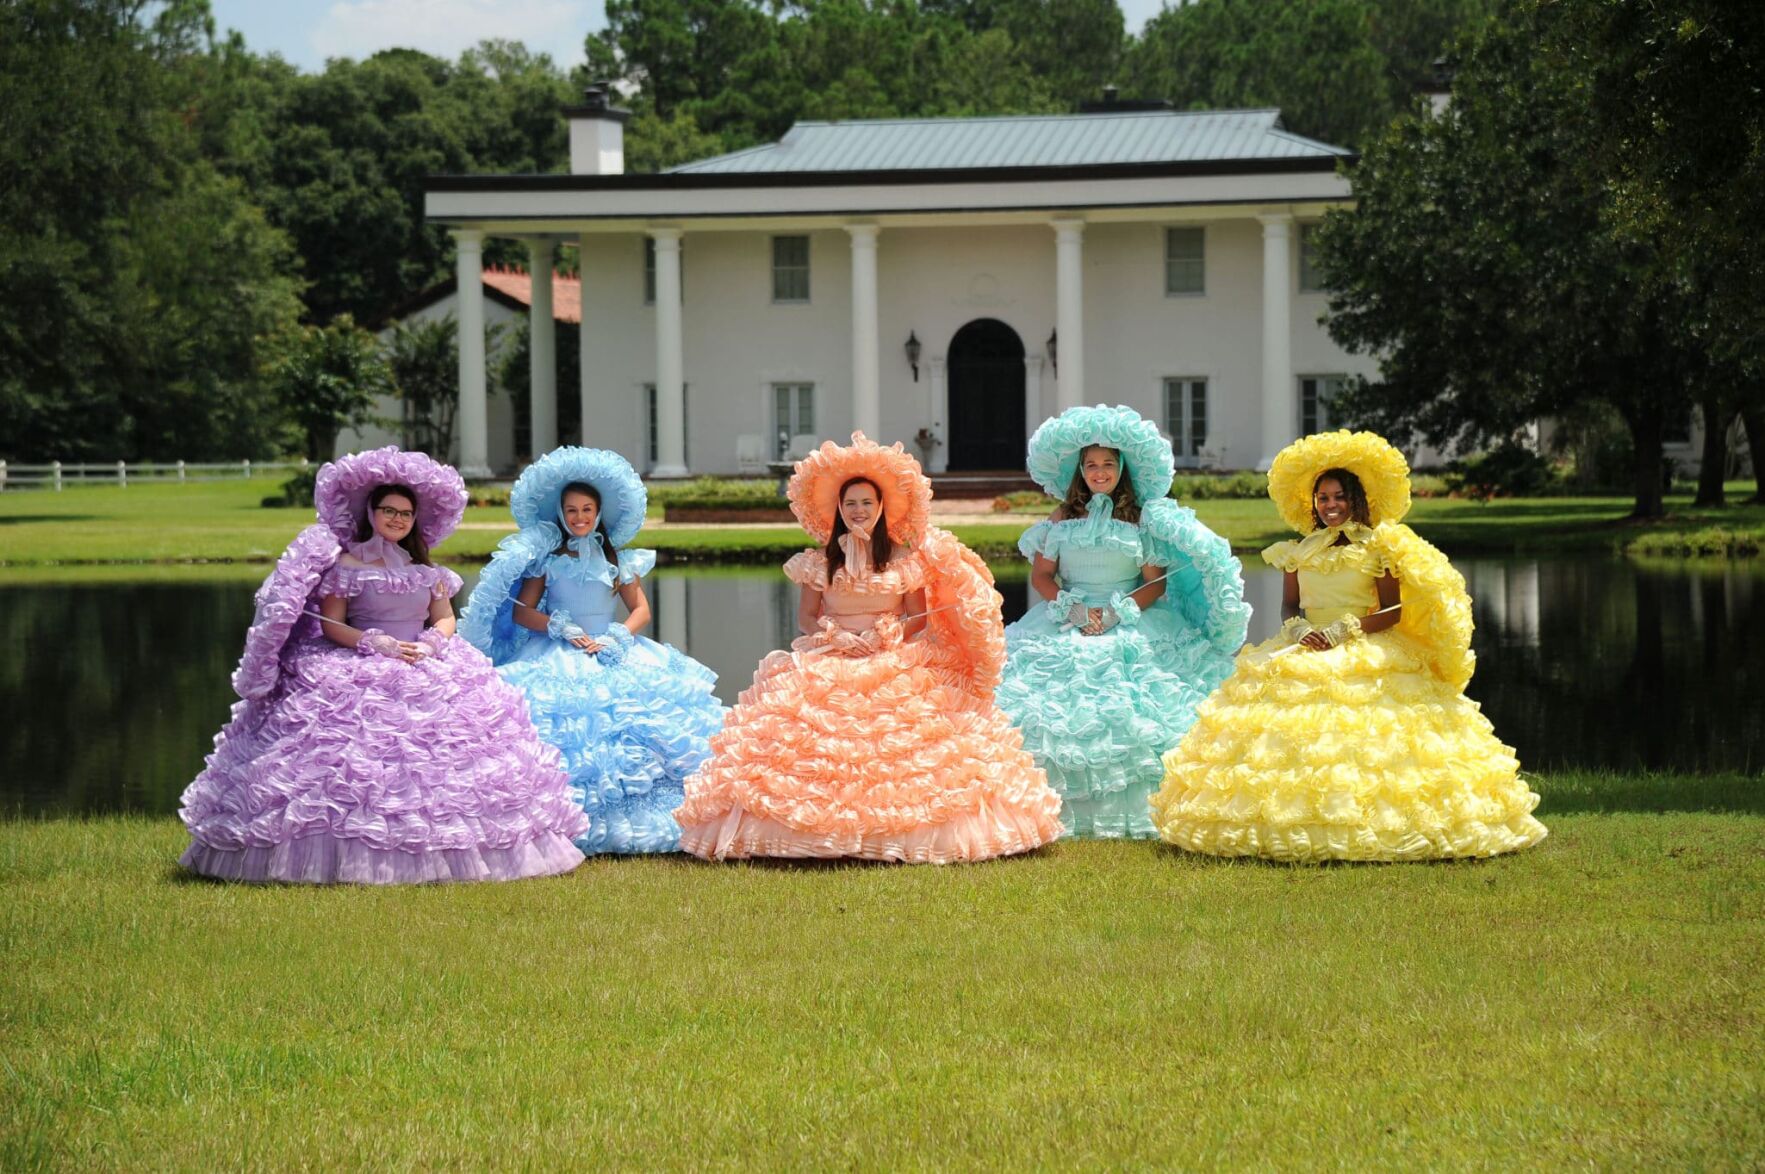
[422,89,1379,478]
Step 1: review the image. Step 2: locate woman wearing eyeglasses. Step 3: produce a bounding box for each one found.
[178,447,589,885]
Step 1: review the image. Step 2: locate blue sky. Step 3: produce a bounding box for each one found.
[209,0,1167,73]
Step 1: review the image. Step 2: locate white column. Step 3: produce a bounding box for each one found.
[847,224,881,439]
[1257,212,1294,470]
[578,233,592,448]
[649,228,687,477]
[928,356,949,474]
[1023,356,1045,441]
[526,237,557,459]
[454,229,491,477]
[1052,218,1086,410]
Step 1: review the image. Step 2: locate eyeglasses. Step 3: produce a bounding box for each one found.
[375,506,416,522]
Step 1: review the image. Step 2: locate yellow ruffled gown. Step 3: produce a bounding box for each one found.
[1150,523,1547,862]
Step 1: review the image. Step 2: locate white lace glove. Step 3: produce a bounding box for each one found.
[1317,615,1364,648]
[1098,592,1143,633]
[546,608,587,644]
[415,629,449,658]
[1055,589,1090,630]
[1280,616,1317,645]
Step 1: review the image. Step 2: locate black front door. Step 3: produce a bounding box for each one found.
[946,318,1026,470]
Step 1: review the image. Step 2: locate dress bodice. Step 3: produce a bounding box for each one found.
[1297,565,1379,625]
[782,548,928,635]
[821,587,906,633]
[533,546,657,633]
[544,567,620,628]
[1055,545,1144,604]
[319,560,463,642]
[1261,528,1388,627]
[1018,507,1149,605]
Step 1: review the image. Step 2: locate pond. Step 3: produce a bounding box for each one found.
[2,556,1760,817]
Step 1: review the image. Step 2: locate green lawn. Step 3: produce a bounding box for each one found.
[3,771,1762,1167]
[2,477,1762,565]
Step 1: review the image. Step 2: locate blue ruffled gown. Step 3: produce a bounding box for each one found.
[494,546,725,855]
[996,497,1249,837]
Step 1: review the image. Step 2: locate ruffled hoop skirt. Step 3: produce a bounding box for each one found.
[676,636,1064,863]
[998,604,1235,838]
[180,638,589,883]
[497,631,724,854]
[1151,629,1548,862]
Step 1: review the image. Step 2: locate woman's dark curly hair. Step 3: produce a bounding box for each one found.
[1311,467,1372,528]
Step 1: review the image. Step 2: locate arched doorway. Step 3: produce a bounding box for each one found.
[946,318,1025,470]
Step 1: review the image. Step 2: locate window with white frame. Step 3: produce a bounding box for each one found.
[1164,378,1208,464]
[1299,375,1349,436]
[1299,224,1328,292]
[773,383,814,457]
[645,382,689,468]
[642,238,683,305]
[772,236,810,303]
[1165,227,1205,295]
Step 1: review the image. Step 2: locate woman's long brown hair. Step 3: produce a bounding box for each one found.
[356,483,433,565]
[826,476,892,578]
[1058,446,1141,524]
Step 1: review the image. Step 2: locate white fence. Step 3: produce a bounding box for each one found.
[0,459,310,491]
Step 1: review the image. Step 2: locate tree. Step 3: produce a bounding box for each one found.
[1550,0,1765,504]
[0,0,302,461]
[1124,0,1493,150]
[1315,0,1706,519]
[272,316,392,461]
[386,316,461,458]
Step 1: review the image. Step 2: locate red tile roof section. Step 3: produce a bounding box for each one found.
[482,265,582,324]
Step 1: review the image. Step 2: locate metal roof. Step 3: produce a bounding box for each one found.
[668,109,1350,175]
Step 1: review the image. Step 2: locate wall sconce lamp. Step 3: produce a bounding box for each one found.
[1046,328,1058,375]
[905,330,923,382]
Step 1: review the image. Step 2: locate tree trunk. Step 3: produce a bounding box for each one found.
[1694,391,1729,507]
[1627,405,1667,519]
[1741,400,1765,504]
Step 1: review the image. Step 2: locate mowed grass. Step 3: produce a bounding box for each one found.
[3,478,1762,565]
[3,772,1762,1168]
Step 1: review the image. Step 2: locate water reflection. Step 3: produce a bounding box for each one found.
[1,557,1759,816]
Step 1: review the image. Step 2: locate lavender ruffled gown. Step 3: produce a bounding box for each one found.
[180,536,590,884]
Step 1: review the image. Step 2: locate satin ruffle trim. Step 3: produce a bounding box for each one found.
[497,636,725,855]
[180,637,591,880]
[999,605,1235,837]
[318,561,463,599]
[782,548,929,595]
[180,832,584,884]
[675,635,1063,862]
[1149,627,1546,862]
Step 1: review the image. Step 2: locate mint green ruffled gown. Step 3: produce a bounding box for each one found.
[996,497,1248,837]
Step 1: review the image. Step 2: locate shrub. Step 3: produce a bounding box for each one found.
[262,467,317,508]
[1444,443,1558,500]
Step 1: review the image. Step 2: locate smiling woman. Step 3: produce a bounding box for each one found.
[176,447,591,885]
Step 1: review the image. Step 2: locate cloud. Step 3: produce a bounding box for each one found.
[310,0,603,69]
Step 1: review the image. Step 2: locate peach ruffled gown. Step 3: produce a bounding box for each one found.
[676,527,1063,863]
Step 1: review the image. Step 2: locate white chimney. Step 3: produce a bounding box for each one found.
[565,83,628,175]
